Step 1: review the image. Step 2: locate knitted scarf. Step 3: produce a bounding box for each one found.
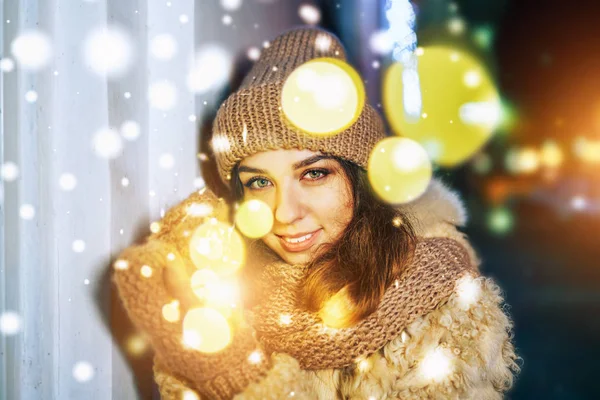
[245,237,478,370]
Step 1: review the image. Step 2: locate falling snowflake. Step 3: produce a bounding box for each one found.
[19,204,35,220]
[0,311,22,335]
[59,173,78,191]
[159,153,175,169]
[148,80,177,110]
[222,15,233,25]
[150,34,178,60]
[11,30,53,70]
[120,120,141,141]
[92,127,123,159]
[72,239,86,253]
[299,4,321,25]
[0,57,15,72]
[220,0,243,11]
[1,162,19,181]
[83,25,134,78]
[25,90,38,103]
[247,47,260,61]
[369,30,394,55]
[72,361,95,382]
[187,45,232,94]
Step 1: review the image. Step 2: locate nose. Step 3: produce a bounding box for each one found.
[274,180,303,225]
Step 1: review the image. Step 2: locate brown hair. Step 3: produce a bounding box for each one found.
[230,157,417,328]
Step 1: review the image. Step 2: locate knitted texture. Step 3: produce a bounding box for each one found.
[211,26,386,187]
[113,189,272,400]
[114,187,480,398]
[248,237,478,370]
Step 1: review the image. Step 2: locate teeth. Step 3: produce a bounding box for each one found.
[283,232,313,244]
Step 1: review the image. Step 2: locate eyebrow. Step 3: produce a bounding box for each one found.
[237,154,335,174]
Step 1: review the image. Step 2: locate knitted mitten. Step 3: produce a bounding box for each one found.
[113,189,272,400]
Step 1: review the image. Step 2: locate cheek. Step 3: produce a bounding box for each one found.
[314,183,353,230]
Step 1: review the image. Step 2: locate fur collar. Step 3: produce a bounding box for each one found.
[398,178,468,237]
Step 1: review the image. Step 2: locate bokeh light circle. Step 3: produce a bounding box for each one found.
[281,57,365,137]
[182,307,231,353]
[368,137,432,204]
[234,199,273,238]
[188,218,245,276]
[383,46,501,166]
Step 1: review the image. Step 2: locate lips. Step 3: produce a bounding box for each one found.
[277,229,322,252]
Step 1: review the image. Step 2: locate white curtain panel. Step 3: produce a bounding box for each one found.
[0,0,304,398]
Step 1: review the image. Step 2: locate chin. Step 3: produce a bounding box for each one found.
[280,252,311,265]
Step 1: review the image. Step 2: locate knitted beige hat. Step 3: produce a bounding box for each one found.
[211,26,387,187]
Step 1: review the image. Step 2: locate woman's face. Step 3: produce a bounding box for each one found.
[238,149,354,265]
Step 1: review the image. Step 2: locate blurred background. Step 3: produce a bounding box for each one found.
[1,0,599,399]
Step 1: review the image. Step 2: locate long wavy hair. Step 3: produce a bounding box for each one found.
[230,156,417,327]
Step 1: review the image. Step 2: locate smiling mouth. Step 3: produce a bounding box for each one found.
[277,229,322,252]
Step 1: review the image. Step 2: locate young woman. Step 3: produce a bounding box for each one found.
[114,27,521,399]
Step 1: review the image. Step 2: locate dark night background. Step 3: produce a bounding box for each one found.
[321,0,600,398]
[433,1,600,399]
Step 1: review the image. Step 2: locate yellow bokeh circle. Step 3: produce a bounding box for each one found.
[191,268,240,311]
[188,218,245,276]
[281,57,365,136]
[190,268,220,300]
[234,199,274,238]
[383,46,501,167]
[162,300,180,323]
[182,307,231,353]
[368,137,432,205]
